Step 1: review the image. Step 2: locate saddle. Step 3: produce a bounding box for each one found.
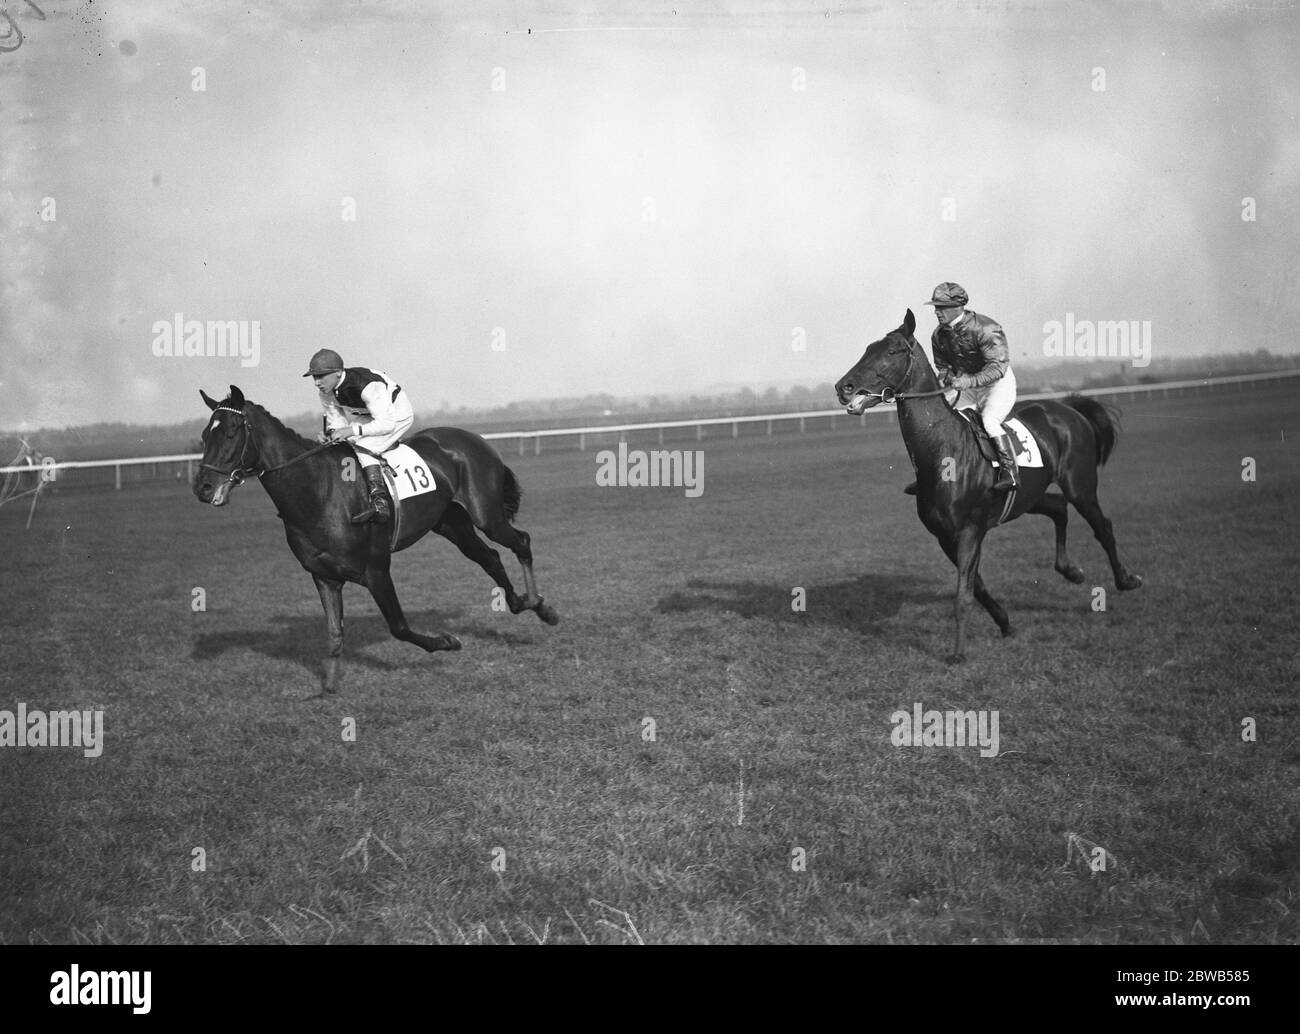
[348,441,438,551]
[954,408,1013,468]
[344,443,402,546]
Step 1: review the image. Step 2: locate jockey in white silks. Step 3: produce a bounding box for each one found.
[904,281,1019,494]
[303,348,414,524]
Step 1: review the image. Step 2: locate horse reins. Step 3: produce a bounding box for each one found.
[200,404,334,489]
[859,336,952,405]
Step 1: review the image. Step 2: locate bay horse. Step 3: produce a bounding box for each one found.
[835,310,1142,662]
[192,385,558,693]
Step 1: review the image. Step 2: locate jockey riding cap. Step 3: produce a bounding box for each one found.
[924,283,969,309]
[303,349,345,377]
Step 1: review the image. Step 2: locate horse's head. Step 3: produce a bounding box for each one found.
[193,385,257,506]
[835,309,929,415]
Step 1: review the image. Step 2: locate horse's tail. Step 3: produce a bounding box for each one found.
[502,465,523,523]
[1062,394,1121,467]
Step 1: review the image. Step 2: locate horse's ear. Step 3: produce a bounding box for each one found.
[903,309,916,336]
[228,385,245,408]
[201,389,219,411]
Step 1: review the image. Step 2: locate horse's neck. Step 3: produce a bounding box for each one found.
[897,357,965,466]
[248,411,303,469]
[249,412,327,514]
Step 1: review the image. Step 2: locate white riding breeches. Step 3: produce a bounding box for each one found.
[952,368,1017,438]
[350,392,414,468]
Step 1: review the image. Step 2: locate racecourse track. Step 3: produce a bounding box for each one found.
[1,383,1297,943]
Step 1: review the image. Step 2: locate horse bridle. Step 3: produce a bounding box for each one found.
[859,334,951,405]
[199,404,334,490]
[199,405,263,490]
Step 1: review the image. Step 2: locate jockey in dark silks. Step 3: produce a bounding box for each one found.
[304,348,413,524]
[905,282,1019,494]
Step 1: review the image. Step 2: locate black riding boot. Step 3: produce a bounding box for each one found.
[991,433,1019,491]
[355,465,392,524]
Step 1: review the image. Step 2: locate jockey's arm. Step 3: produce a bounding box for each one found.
[930,330,957,385]
[320,394,352,437]
[954,322,1009,389]
[353,380,399,437]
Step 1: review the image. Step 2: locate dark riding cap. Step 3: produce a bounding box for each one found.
[924,282,969,309]
[303,348,345,377]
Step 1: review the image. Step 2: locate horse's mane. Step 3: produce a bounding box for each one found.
[246,400,315,449]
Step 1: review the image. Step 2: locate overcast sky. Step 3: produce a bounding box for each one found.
[1,0,1296,430]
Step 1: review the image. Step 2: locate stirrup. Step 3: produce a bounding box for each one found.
[350,492,391,525]
[991,455,1018,491]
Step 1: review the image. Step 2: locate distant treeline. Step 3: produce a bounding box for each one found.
[6,350,1297,464]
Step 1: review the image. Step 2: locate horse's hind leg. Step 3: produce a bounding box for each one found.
[451,453,558,625]
[974,572,1012,638]
[435,504,526,615]
[1029,491,1086,584]
[477,516,559,626]
[1057,474,1143,591]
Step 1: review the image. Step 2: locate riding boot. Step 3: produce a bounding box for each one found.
[353,465,392,524]
[903,481,918,496]
[991,433,1019,491]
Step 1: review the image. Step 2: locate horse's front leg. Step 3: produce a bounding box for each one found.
[313,574,345,694]
[949,527,985,664]
[364,565,462,654]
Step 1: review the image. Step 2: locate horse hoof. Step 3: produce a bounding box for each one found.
[536,602,560,626]
[430,634,462,652]
[1001,625,1015,639]
[1119,574,1143,591]
[1061,566,1085,584]
[946,652,967,665]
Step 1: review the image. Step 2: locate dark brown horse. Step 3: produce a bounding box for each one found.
[193,385,558,692]
[835,310,1141,662]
